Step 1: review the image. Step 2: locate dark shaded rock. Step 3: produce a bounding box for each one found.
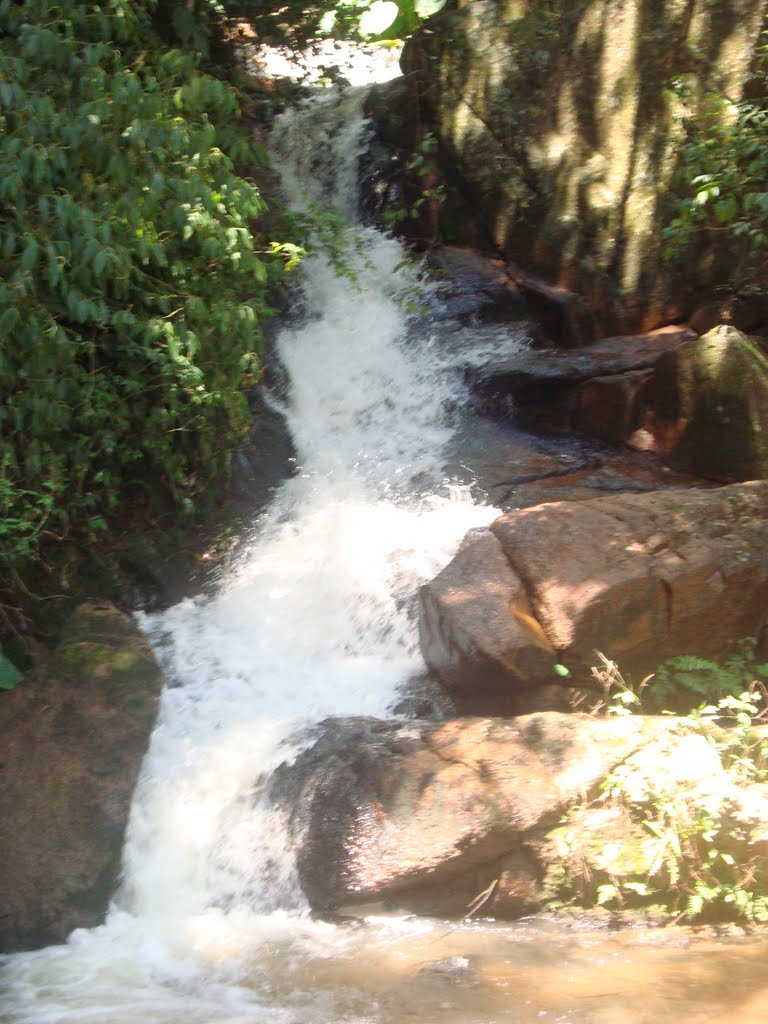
[469,327,695,433]
[389,673,456,720]
[442,411,701,512]
[506,455,699,509]
[515,273,598,349]
[361,78,449,249]
[689,297,768,337]
[631,325,768,482]
[575,369,653,445]
[441,416,602,509]
[0,604,162,952]
[230,384,296,518]
[426,246,529,323]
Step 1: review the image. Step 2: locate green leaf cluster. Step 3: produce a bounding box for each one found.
[596,689,768,924]
[548,648,768,924]
[228,0,445,47]
[0,0,277,571]
[663,35,768,296]
[651,638,768,712]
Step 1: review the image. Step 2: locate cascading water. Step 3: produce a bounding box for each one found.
[4,83,768,1024]
[0,87,511,1023]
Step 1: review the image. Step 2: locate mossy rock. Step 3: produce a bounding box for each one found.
[639,325,768,481]
[0,603,163,952]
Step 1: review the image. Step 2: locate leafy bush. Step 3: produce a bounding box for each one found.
[548,648,768,923]
[0,0,277,571]
[549,684,768,924]
[598,689,768,923]
[647,639,768,713]
[663,34,768,296]
[223,0,446,46]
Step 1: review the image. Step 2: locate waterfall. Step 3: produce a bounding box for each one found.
[0,87,522,1023]
[4,75,768,1024]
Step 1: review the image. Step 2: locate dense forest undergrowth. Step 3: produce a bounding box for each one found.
[0,0,278,652]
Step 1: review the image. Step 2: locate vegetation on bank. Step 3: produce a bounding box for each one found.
[663,32,768,298]
[0,0,282,592]
[0,0,450,625]
[545,646,768,925]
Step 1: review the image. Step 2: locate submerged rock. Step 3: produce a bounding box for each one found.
[0,604,163,952]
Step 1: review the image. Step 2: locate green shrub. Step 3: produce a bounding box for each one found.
[0,0,277,571]
[649,639,768,713]
[663,34,768,297]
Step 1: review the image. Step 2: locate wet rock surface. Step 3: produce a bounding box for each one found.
[468,326,696,436]
[426,246,529,324]
[0,604,163,952]
[441,413,699,512]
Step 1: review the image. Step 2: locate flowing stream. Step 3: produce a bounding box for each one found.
[3,86,768,1024]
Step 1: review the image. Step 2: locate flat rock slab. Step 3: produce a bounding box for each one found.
[470,327,695,392]
[468,327,696,435]
[441,414,700,512]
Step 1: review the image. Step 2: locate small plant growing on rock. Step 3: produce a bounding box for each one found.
[546,650,768,924]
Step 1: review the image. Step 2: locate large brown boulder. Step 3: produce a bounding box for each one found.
[419,481,768,710]
[0,604,162,952]
[418,529,563,714]
[270,712,764,919]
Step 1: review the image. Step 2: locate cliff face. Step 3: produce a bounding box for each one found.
[402,0,768,333]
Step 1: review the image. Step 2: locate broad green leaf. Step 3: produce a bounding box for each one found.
[359,1,399,35]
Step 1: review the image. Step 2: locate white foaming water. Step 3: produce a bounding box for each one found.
[0,88,528,1023]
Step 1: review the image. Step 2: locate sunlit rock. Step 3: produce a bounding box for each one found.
[417,528,562,715]
[420,481,768,708]
[270,712,690,918]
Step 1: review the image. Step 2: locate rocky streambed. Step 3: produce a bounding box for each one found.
[3,240,768,950]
